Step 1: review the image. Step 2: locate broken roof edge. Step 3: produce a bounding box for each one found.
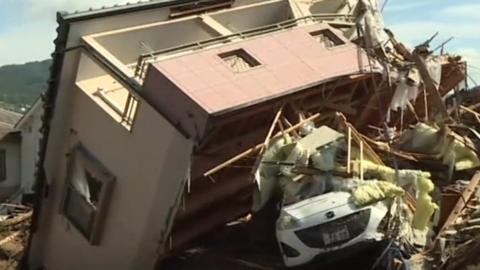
[59,0,196,23]
[211,71,382,118]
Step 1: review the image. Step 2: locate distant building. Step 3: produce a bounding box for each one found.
[0,108,22,201]
[24,0,386,269]
[15,98,43,200]
[0,99,43,204]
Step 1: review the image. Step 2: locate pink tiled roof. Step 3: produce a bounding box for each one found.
[151,24,380,113]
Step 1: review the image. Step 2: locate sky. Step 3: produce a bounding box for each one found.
[0,0,479,84]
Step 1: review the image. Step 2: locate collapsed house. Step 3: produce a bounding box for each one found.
[17,0,480,269]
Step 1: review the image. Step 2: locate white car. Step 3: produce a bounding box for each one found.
[276,191,388,267]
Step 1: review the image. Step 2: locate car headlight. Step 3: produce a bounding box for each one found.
[277,212,301,230]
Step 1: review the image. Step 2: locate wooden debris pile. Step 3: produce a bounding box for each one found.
[0,205,32,270]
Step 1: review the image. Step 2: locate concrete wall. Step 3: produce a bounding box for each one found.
[27,5,199,269]
[95,17,221,64]
[29,84,192,270]
[0,136,20,201]
[211,0,292,32]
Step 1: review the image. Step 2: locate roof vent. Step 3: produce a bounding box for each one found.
[310,29,345,48]
[219,49,261,73]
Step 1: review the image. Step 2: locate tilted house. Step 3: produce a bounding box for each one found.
[24,0,390,269]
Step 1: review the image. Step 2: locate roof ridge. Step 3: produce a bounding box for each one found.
[60,0,195,21]
[66,0,155,16]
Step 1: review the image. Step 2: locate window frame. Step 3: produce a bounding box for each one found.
[62,144,115,245]
[218,49,262,73]
[309,29,346,49]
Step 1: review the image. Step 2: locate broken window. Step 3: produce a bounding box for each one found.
[219,49,261,72]
[63,144,115,245]
[0,149,6,181]
[310,29,345,48]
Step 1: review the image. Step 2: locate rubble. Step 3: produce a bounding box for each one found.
[0,205,31,270]
[20,0,480,269]
[167,1,480,269]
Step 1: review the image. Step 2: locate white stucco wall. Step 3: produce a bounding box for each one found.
[18,101,43,194]
[29,85,193,270]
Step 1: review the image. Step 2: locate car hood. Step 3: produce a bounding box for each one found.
[282,191,352,220]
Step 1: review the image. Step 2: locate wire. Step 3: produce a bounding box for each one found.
[381,0,389,12]
[468,64,480,71]
[467,73,479,86]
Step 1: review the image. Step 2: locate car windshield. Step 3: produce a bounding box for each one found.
[281,173,338,206]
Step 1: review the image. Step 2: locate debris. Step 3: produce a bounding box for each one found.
[0,206,32,270]
[22,0,480,269]
[352,180,404,206]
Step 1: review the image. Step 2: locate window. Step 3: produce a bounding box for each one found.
[63,145,115,245]
[0,149,5,181]
[310,29,345,48]
[219,49,261,72]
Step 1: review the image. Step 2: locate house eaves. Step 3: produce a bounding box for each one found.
[14,97,42,130]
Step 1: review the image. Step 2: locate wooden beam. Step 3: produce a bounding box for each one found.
[460,105,480,124]
[412,51,449,120]
[203,113,321,177]
[337,113,385,166]
[356,78,387,127]
[431,171,480,248]
[262,105,284,150]
[251,105,285,173]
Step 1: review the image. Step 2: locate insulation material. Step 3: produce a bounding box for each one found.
[310,144,339,171]
[390,79,419,112]
[426,56,442,87]
[298,113,316,136]
[279,143,309,178]
[253,126,345,210]
[412,177,439,230]
[397,123,480,171]
[280,175,327,204]
[355,159,431,188]
[447,137,480,170]
[397,123,441,153]
[390,69,421,112]
[252,136,293,212]
[352,180,405,206]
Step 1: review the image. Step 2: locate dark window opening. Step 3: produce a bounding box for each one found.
[63,145,115,245]
[310,29,345,48]
[85,170,103,205]
[0,149,6,181]
[219,49,261,72]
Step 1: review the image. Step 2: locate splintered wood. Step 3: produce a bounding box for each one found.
[433,172,480,248]
[203,113,322,177]
[0,208,32,270]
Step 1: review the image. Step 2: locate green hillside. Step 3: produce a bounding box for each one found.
[0,59,51,112]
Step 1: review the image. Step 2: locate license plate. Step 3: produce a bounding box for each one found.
[322,226,350,245]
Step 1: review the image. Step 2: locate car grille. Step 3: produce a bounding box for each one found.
[295,209,371,248]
